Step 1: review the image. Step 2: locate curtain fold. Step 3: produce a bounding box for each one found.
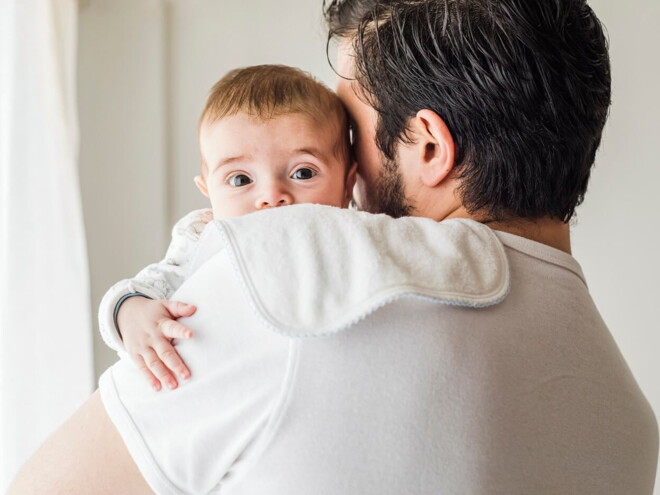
[0,0,94,489]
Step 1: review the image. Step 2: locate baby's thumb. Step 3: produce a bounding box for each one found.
[163,300,197,318]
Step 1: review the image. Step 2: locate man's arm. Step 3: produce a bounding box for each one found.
[7,390,152,495]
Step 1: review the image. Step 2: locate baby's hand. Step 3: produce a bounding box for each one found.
[116,296,196,391]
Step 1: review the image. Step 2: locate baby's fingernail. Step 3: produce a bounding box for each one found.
[152,384,160,392]
[167,381,176,390]
[181,371,190,380]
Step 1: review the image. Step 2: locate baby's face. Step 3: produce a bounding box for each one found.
[197,112,351,219]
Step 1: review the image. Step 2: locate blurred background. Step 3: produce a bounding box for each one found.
[1,0,658,491]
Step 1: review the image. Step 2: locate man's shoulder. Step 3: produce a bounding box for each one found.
[190,204,511,337]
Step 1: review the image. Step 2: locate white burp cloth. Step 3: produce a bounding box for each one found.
[188,204,510,337]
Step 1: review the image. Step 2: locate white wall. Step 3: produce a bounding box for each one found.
[78,0,659,489]
[572,2,660,489]
[78,0,169,375]
[571,5,660,490]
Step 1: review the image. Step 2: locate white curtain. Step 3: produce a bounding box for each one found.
[0,0,93,490]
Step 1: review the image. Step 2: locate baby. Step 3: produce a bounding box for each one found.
[98,65,356,391]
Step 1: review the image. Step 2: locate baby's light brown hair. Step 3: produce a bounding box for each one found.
[199,65,351,168]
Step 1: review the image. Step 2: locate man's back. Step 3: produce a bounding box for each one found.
[223,226,657,494]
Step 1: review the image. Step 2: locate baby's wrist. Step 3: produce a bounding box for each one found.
[114,292,152,339]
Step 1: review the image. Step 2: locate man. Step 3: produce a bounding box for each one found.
[9,0,658,493]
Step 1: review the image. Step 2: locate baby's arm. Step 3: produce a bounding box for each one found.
[98,208,214,389]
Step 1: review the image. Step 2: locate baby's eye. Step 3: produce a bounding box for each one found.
[227,174,253,187]
[291,168,317,180]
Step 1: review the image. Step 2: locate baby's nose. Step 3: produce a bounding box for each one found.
[255,186,293,209]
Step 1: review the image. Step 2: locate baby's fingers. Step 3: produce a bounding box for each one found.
[134,355,163,392]
[163,300,196,319]
[143,348,179,390]
[154,340,191,382]
[158,318,193,340]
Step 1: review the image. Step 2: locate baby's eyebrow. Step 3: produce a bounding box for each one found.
[293,148,328,161]
[211,155,250,172]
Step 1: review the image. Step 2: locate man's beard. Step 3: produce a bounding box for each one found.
[361,155,413,218]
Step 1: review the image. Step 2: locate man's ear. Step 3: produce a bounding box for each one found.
[412,109,456,187]
[194,175,209,197]
[342,160,358,208]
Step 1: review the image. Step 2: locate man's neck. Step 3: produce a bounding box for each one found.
[482,218,571,254]
[443,207,572,254]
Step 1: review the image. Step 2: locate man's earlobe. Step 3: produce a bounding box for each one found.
[194,175,209,197]
[415,109,456,188]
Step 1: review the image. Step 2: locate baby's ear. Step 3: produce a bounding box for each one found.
[194,175,209,197]
[343,160,358,208]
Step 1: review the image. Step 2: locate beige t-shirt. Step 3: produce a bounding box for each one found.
[99,205,658,495]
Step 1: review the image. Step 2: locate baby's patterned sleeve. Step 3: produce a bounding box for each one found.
[97,208,214,352]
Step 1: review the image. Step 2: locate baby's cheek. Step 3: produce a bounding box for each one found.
[317,182,347,208]
[211,194,250,219]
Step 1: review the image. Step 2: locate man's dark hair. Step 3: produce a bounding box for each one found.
[324,0,382,38]
[324,0,611,222]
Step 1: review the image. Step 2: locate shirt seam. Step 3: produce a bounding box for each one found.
[499,240,588,288]
[493,230,587,285]
[214,339,301,492]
